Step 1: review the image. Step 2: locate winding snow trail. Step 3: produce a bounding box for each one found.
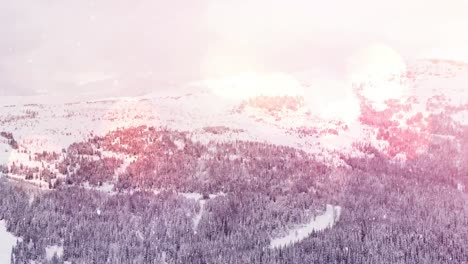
[180,192,226,233]
[270,204,341,249]
[193,200,206,233]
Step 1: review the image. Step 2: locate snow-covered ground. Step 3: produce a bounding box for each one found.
[82,182,118,195]
[192,200,206,233]
[0,220,19,264]
[0,135,14,167]
[0,91,375,171]
[45,245,64,261]
[1,58,467,184]
[180,192,226,233]
[0,85,362,168]
[269,204,342,249]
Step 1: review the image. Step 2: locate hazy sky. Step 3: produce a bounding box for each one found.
[1,0,468,96]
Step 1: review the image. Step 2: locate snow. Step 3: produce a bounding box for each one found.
[0,88,360,176]
[2,59,468,184]
[179,192,226,233]
[82,182,117,195]
[179,192,226,201]
[269,204,342,249]
[45,245,64,261]
[100,151,137,180]
[161,251,168,264]
[0,220,19,264]
[173,139,185,150]
[452,110,468,125]
[193,200,206,233]
[409,60,468,105]
[0,146,11,168]
[6,173,49,189]
[180,192,203,201]
[180,193,205,232]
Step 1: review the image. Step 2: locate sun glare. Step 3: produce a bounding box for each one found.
[347,44,408,105]
[207,72,304,100]
[304,79,361,123]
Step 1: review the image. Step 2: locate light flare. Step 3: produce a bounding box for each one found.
[206,72,304,100]
[304,79,361,123]
[347,44,408,106]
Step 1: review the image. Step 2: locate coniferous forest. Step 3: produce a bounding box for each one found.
[2,1,468,263]
[1,125,467,264]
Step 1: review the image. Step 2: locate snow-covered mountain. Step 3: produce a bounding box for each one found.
[1,59,468,186]
[1,59,467,264]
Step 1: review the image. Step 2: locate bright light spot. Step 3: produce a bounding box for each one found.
[347,44,407,105]
[348,44,406,80]
[304,79,360,123]
[206,72,304,100]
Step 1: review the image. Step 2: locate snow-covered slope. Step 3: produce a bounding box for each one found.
[0,59,467,185]
[0,220,19,264]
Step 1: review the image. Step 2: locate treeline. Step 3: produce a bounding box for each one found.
[1,131,18,149]
[55,124,468,195]
[237,96,305,114]
[43,126,327,196]
[0,109,38,126]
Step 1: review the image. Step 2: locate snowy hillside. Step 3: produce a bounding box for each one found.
[0,59,467,264]
[1,59,467,183]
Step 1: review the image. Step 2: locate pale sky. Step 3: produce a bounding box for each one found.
[1,0,468,97]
